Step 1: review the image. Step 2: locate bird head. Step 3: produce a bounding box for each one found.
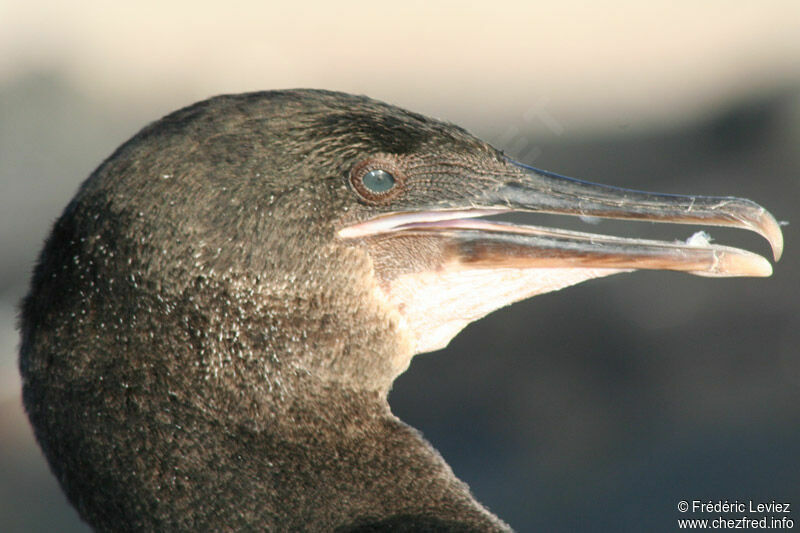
[21,89,783,409]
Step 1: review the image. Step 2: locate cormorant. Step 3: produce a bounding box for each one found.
[19,90,783,531]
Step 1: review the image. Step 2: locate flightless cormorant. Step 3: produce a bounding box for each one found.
[19,90,783,531]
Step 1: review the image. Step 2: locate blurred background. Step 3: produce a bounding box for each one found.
[1,1,798,531]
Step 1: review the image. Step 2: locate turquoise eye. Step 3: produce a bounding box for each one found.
[362,169,396,193]
[350,157,405,204]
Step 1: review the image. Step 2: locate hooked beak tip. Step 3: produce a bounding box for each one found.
[757,210,784,261]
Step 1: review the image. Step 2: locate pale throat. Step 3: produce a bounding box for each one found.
[379,263,626,355]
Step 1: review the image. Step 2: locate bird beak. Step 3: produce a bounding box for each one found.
[340,158,783,278]
[339,158,783,354]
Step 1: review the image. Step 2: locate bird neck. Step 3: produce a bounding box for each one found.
[21,229,508,530]
[66,376,507,530]
[144,276,509,529]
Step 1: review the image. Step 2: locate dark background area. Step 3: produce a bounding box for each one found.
[1,4,798,531]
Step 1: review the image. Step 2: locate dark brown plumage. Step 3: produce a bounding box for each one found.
[19,90,781,531]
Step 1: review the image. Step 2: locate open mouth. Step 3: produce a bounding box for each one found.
[339,160,783,278]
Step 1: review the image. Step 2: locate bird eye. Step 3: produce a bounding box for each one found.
[349,156,405,204]
[362,170,396,193]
